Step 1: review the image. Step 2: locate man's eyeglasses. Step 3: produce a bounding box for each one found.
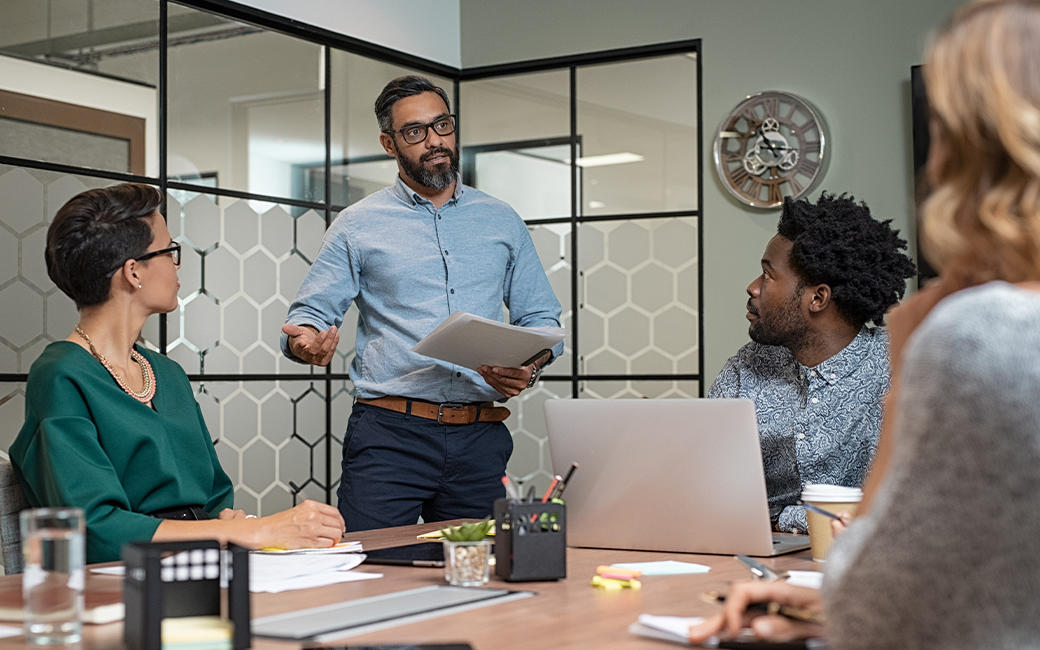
[383,114,456,145]
[106,243,182,278]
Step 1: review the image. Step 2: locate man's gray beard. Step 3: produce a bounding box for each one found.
[399,147,459,191]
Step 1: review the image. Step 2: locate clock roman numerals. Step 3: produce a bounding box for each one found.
[796,157,819,176]
[729,165,750,188]
[714,92,828,208]
[762,97,780,119]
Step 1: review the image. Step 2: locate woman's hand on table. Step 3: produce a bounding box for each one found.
[688,581,825,644]
[217,508,248,520]
[253,500,345,549]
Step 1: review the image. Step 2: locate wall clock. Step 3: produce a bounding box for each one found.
[713,91,829,209]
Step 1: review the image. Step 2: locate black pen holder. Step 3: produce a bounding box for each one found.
[122,540,251,650]
[493,498,566,582]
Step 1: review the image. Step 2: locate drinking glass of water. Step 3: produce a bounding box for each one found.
[20,508,85,645]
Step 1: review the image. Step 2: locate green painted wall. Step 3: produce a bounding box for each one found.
[460,0,964,386]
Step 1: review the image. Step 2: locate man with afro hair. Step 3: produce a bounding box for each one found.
[709,192,916,534]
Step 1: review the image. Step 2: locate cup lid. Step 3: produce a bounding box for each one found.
[801,483,863,502]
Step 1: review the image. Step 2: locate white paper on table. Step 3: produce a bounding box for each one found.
[251,541,362,555]
[91,553,382,594]
[411,311,566,371]
[629,614,706,644]
[248,553,381,593]
[611,560,710,576]
[786,570,824,589]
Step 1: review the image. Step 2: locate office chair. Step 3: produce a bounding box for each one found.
[0,457,30,575]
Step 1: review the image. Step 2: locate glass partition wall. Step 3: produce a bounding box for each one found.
[0,0,701,509]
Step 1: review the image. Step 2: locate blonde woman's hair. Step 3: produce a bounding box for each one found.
[922,0,1040,281]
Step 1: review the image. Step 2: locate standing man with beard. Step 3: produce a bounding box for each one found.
[709,193,915,534]
[280,76,563,532]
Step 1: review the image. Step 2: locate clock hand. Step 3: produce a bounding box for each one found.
[756,125,790,156]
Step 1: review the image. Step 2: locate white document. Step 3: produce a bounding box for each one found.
[251,541,362,555]
[411,311,566,371]
[628,615,705,645]
[611,561,710,576]
[91,552,381,594]
[786,570,824,589]
[248,553,381,593]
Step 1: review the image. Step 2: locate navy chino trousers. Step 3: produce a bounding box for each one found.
[336,401,512,532]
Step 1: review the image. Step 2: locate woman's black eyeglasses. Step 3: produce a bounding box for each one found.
[106,243,182,278]
[383,114,456,145]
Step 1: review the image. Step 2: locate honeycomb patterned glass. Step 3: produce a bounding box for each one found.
[0,383,25,461]
[0,164,127,376]
[328,50,455,209]
[578,217,699,375]
[577,54,698,216]
[191,378,347,516]
[161,191,355,377]
[579,380,700,400]
[167,7,325,203]
[504,382,572,498]
[522,223,572,377]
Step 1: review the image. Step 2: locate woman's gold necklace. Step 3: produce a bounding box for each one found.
[74,325,156,403]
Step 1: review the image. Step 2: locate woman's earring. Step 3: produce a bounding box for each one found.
[138,284,142,289]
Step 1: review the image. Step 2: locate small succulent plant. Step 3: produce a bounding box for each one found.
[440,517,493,542]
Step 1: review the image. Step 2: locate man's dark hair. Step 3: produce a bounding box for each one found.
[777,192,916,327]
[46,183,162,309]
[374,75,452,133]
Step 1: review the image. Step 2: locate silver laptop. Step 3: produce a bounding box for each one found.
[545,398,810,557]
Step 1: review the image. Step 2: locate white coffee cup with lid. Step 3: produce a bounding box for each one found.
[801,484,862,561]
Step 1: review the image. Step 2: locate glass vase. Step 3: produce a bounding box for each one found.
[443,539,491,587]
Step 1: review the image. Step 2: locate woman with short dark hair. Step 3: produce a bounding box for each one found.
[10,183,344,564]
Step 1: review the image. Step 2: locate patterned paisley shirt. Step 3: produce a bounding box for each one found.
[708,327,889,533]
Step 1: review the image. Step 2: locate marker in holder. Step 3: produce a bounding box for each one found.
[493,498,566,582]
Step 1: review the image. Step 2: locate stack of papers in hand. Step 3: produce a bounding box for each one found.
[411,311,566,371]
[248,553,380,593]
[628,614,704,645]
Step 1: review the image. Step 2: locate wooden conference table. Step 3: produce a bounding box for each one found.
[0,521,819,650]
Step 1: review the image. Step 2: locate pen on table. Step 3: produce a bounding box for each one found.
[800,501,845,522]
[735,554,787,581]
[501,475,521,501]
[701,591,826,626]
[551,462,579,499]
[541,475,561,503]
[288,481,311,502]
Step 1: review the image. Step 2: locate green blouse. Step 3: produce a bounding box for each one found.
[10,342,234,564]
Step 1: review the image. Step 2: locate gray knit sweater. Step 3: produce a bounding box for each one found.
[823,282,1040,649]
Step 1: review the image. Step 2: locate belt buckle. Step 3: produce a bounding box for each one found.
[438,402,466,425]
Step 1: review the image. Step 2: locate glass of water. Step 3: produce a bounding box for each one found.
[20,508,85,645]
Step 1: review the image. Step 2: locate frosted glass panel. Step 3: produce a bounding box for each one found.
[577,54,698,215]
[167,192,353,376]
[578,217,699,375]
[0,164,124,374]
[167,7,325,203]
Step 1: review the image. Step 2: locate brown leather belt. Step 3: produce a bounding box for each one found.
[357,396,510,425]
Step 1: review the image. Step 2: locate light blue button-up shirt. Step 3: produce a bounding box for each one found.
[281,175,564,404]
[708,327,889,533]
